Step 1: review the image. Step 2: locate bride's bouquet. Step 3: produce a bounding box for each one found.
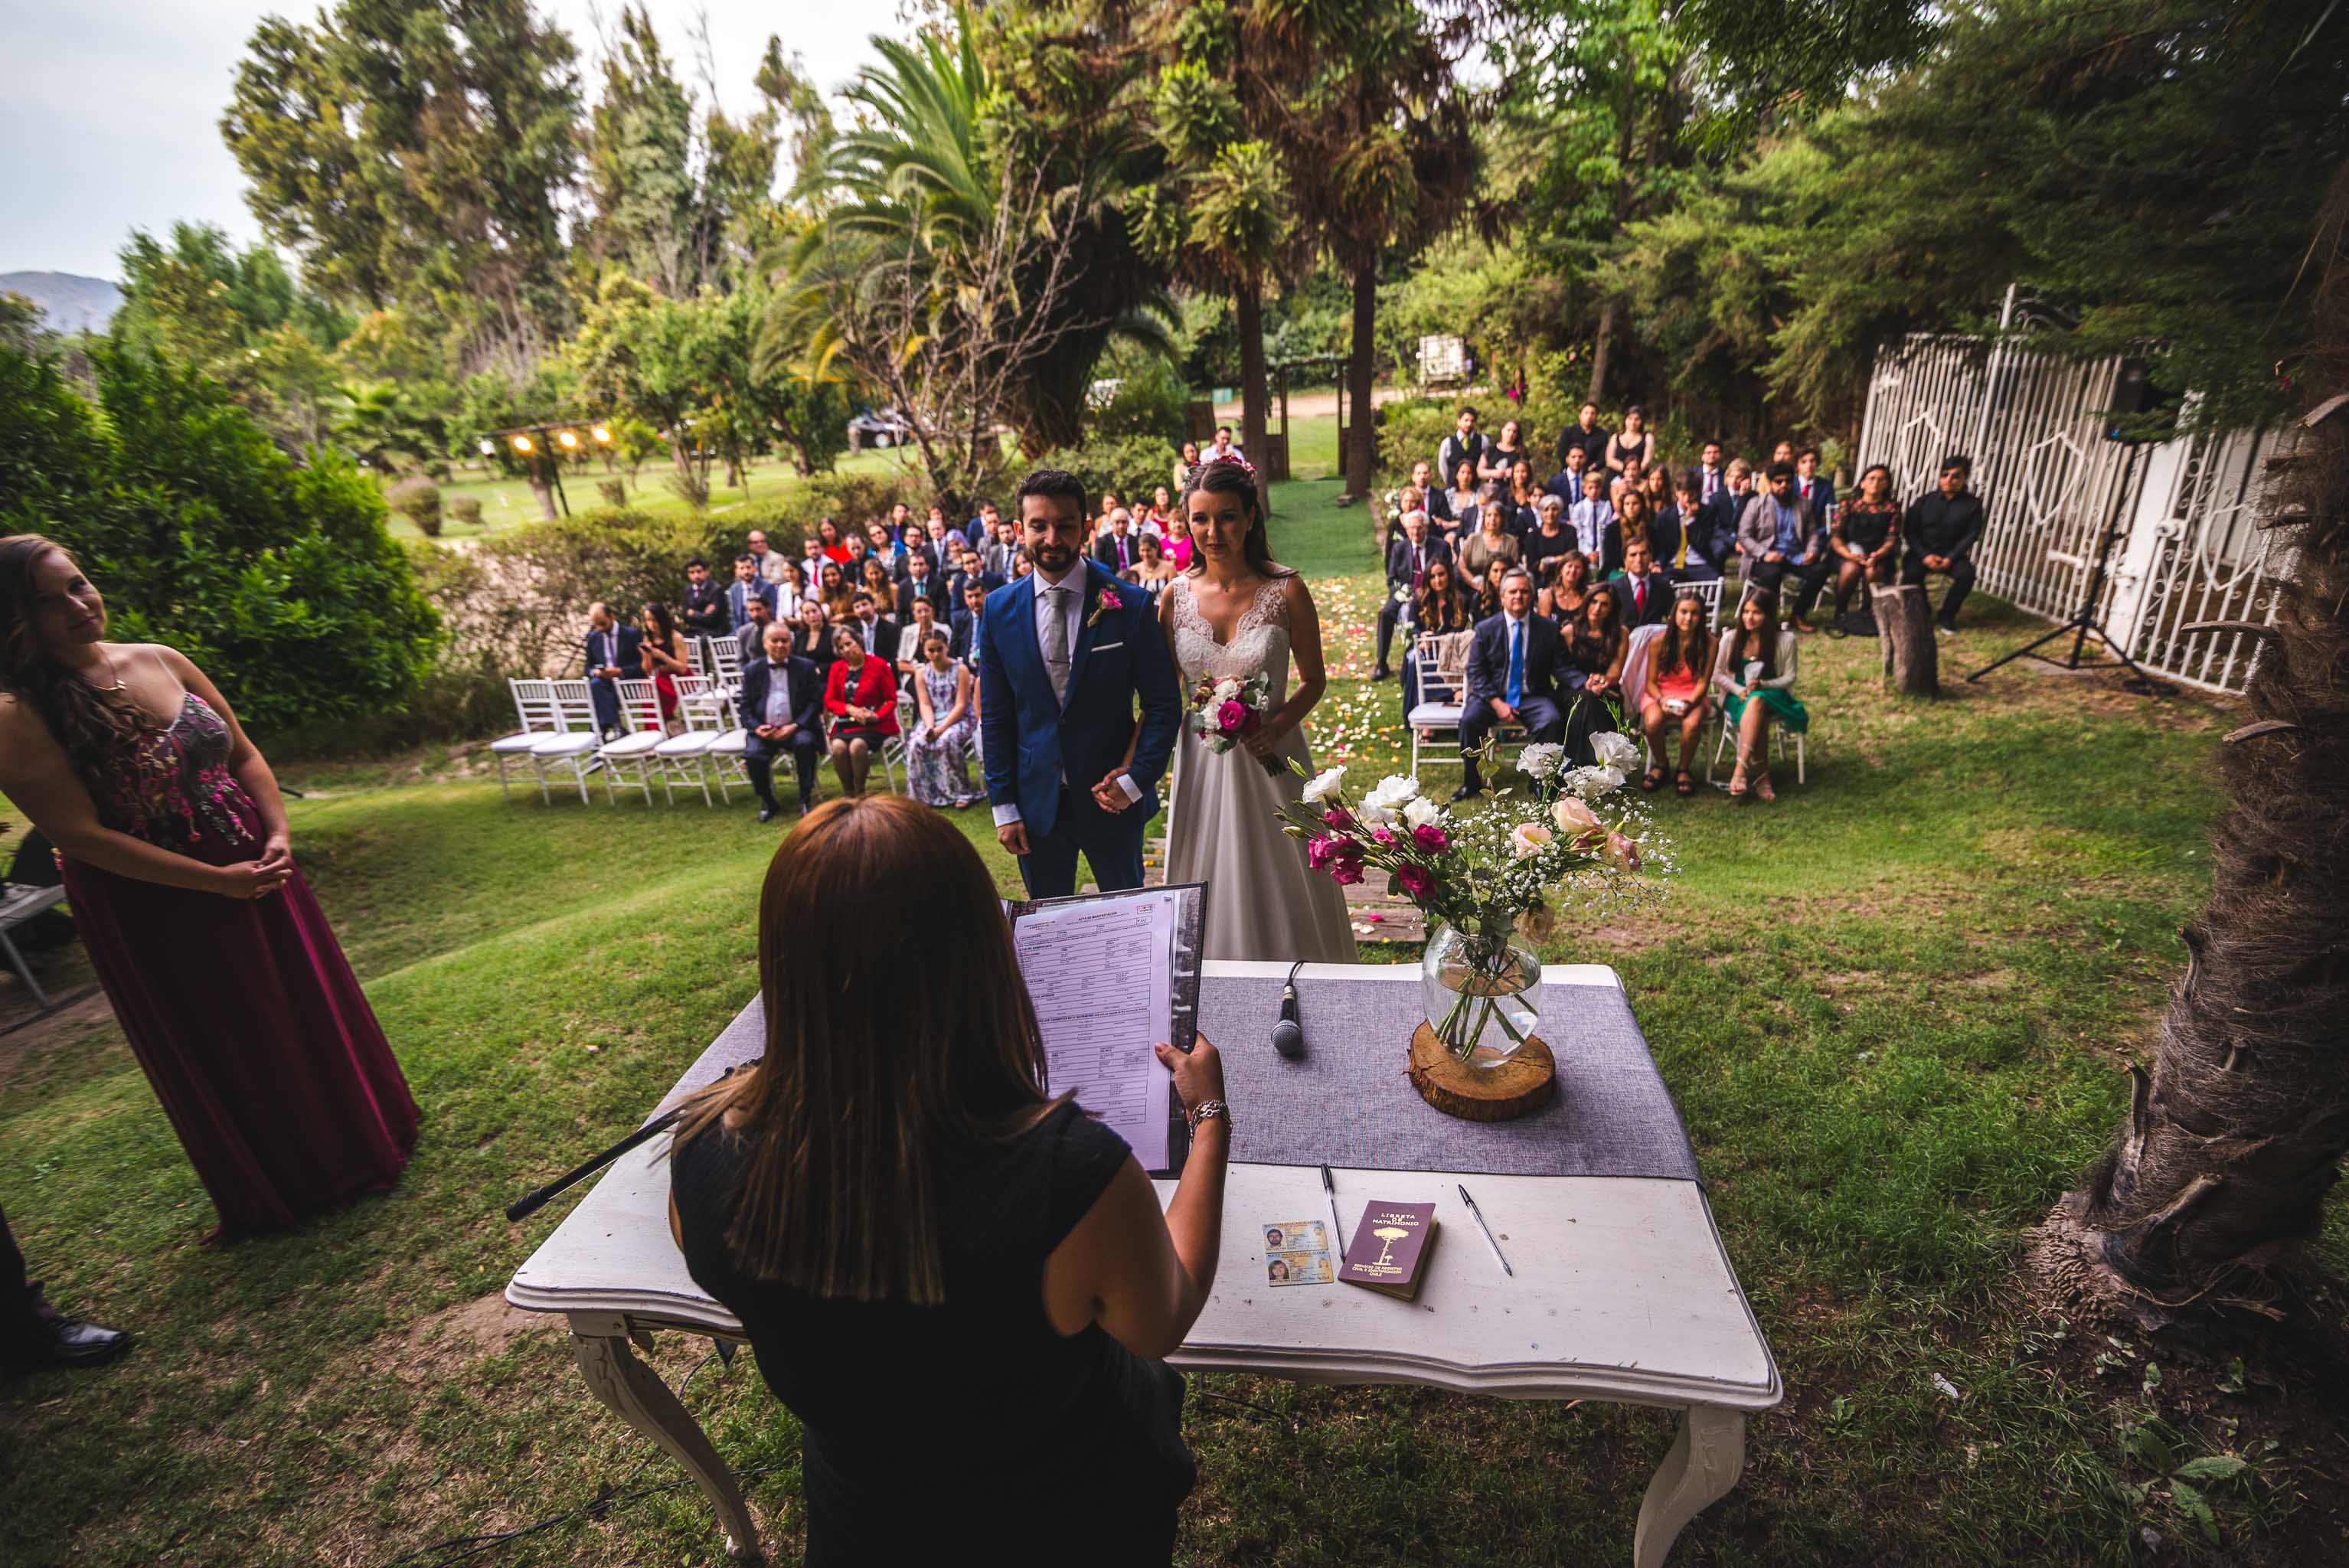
[1185,672,1284,775]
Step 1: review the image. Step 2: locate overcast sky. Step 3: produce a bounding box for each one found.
[0,1,886,279]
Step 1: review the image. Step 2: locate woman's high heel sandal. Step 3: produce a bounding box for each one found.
[1727,752,1752,802]
[1754,770,1777,804]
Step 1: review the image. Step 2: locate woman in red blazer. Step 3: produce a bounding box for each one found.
[824,626,900,798]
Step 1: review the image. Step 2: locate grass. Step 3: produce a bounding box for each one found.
[4,436,2344,1567]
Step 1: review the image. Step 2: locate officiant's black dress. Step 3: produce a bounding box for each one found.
[671,1100,1194,1562]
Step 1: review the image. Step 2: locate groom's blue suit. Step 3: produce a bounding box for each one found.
[978,562,1181,897]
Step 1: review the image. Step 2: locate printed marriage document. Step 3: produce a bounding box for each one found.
[1011,889,1178,1171]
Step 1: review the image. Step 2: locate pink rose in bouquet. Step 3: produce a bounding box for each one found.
[1410,823,1449,853]
[1217,699,1250,736]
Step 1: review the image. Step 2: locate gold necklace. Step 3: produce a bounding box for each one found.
[96,645,128,694]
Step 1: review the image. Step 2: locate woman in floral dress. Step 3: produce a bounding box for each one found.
[906,631,978,808]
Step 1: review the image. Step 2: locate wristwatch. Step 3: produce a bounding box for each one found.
[1186,1099,1231,1132]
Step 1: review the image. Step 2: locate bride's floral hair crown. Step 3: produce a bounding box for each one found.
[1181,452,1265,524]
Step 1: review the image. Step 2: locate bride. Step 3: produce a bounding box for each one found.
[1159,459,1357,962]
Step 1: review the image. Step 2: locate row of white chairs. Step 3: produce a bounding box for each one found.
[489,677,903,806]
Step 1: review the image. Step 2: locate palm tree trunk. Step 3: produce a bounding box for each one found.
[1586,297,1619,407]
[1236,279,1269,499]
[1343,254,1377,502]
[2027,167,2349,1331]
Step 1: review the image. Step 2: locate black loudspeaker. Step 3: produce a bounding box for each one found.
[2106,356,2177,442]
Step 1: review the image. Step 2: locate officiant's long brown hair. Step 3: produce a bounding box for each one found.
[671,795,1061,1305]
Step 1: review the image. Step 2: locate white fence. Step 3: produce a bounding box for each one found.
[1854,334,2283,694]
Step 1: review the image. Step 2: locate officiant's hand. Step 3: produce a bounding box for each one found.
[998,821,1030,857]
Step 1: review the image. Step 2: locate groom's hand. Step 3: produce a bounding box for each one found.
[998,821,1031,857]
[1090,773,1132,813]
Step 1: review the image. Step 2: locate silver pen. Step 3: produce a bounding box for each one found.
[1319,1164,1346,1250]
[1457,1183,1513,1277]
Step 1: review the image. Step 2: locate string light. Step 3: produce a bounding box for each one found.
[557,429,580,449]
[510,433,534,454]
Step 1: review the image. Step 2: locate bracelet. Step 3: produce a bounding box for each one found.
[1186,1099,1231,1132]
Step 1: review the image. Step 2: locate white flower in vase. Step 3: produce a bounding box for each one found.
[1401,795,1443,831]
[1358,773,1420,828]
[1518,742,1566,780]
[1591,731,1642,773]
[1302,766,1348,805]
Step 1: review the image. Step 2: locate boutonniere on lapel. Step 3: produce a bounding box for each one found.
[1086,584,1124,629]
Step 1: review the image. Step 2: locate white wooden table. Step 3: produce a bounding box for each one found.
[506,962,1780,1564]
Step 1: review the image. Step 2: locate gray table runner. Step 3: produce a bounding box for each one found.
[651,971,1700,1185]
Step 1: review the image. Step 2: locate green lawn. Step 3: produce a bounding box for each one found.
[5,454,2342,1566]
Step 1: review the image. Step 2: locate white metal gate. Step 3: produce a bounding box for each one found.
[1854,334,2282,694]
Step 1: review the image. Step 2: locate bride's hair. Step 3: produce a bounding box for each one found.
[1181,459,1291,578]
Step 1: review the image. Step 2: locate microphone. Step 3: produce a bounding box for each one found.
[1271,960,1305,1058]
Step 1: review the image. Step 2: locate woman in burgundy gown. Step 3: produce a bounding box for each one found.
[0,535,417,1238]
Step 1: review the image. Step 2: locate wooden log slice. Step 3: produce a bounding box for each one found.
[1408,1024,1556,1122]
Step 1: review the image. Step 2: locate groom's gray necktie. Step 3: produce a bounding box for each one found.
[1039,580,1071,703]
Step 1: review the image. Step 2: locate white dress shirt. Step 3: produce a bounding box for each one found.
[992,567,1142,827]
[760,660,795,727]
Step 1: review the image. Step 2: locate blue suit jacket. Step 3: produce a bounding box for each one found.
[584,623,643,679]
[977,563,1180,842]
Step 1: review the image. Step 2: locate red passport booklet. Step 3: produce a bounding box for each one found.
[1338,1200,1439,1300]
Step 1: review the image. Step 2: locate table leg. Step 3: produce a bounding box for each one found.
[1632,1404,1744,1568]
[572,1320,760,1562]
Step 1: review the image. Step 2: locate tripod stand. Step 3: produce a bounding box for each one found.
[1965,438,2176,696]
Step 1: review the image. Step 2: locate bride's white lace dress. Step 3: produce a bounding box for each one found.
[1163,573,1357,963]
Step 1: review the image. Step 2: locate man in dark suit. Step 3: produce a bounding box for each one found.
[680,557,729,640]
[1091,511,1143,575]
[733,595,773,667]
[1609,539,1674,629]
[1454,569,1574,801]
[949,580,989,668]
[1738,463,1828,630]
[1436,407,1487,485]
[847,591,899,665]
[897,551,946,619]
[725,554,776,629]
[1900,455,1986,635]
[583,603,642,739]
[1374,509,1452,681]
[1688,464,1746,580]
[738,622,825,821]
[1553,401,1609,475]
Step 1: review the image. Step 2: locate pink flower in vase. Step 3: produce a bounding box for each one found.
[1370,826,1397,846]
[1410,823,1449,853]
[1324,805,1357,832]
[1393,862,1435,900]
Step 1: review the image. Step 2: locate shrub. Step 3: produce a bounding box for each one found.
[1377,397,1459,485]
[666,470,711,508]
[596,478,628,508]
[796,469,910,530]
[386,475,442,537]
[1031,435,1180,514]
[1086,353,1189,443]
[0,344,438,738]
[448,495,483,528]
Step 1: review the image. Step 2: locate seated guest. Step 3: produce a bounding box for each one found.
[841,531,872,576]
[1696,440,1727,505]
[824,626,899,799]
[1566,586,1629,747]
[1607,454,1645,508]
[1435,456,1481,534]
[1132,531,1175,590]
[1795,446,1834,520]
[1569,466,1615,574]
[848,590,900,664]
[802,536,828,582]
[1456,499,1521,584]
[1544,442,1591,505]
[1208,425,1244,463]
[1540,550,1594,626]
[897,597,945,682]
[1713,590,1805,803]
[741,622,825,822]
[1161,511,1194,573]
[1093,492,1124,542]
[949,580,989,669]
[815,518,852,564]
[1405,459,1437,511]
[1830,462,1902,622]
[1093,509,1145,575]
[1900,456,1984,635]
[667,795,1227,1563]
[1173,439,1201,493]
[747,529,790,585]
[736,594,776,667]
[1437,406,1486,485]
[906,632,979,809]
[1414,557,1473,637]
[1668,473,1722,583]
[1554,400,1608,474]
[772,559,809,622]
[1600,487,1657,579]
[639,600,692,728]
[965,499,1002,552]
[818,560,855,622]
[1142,486,1176,536]
[1481,416,1533,482]
[1376,509,1451,681]
[1454,567,1572,801]
[1010,549,1035,581]
[583,602,642,740]
[1605,405,1652,473]
[1736,463,1827,632]
[981,518,1019,578]
[947,547,1002,607]
[1474,556,1511,622]
[729,554,779,629]
[789,599,838,690]
[1520,495,1579,590]
[1770,438,1796,472]
[1695,462,1752,580]
[1504,457,1542,536]
[861,559,899,621]
[887,502,916,544]
[1609,538,1674,628]
[681,557,730,640]
[897,551,946,620]
[1638,588,1717,796]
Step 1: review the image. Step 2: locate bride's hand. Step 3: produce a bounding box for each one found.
[1240,720,1283,761]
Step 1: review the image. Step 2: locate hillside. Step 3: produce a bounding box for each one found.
[0,270,122,335]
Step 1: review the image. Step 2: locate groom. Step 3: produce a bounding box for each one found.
[979,469,1181,897]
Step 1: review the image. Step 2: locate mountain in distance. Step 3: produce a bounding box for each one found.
[0,271,123,335]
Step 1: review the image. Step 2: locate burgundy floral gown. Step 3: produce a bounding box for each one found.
[58,693,419,1236]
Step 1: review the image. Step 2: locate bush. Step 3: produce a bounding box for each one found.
[1031,435,1180,513]
[596,478,627,508]
[1377,397,1459,485]
[386,475,442,537]
[0,344,438,738]
[796,469,910,530]
[1086,352,1189,443]
[448,495,483,528]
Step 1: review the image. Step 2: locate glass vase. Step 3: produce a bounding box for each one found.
[1420,920,1542,1069]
